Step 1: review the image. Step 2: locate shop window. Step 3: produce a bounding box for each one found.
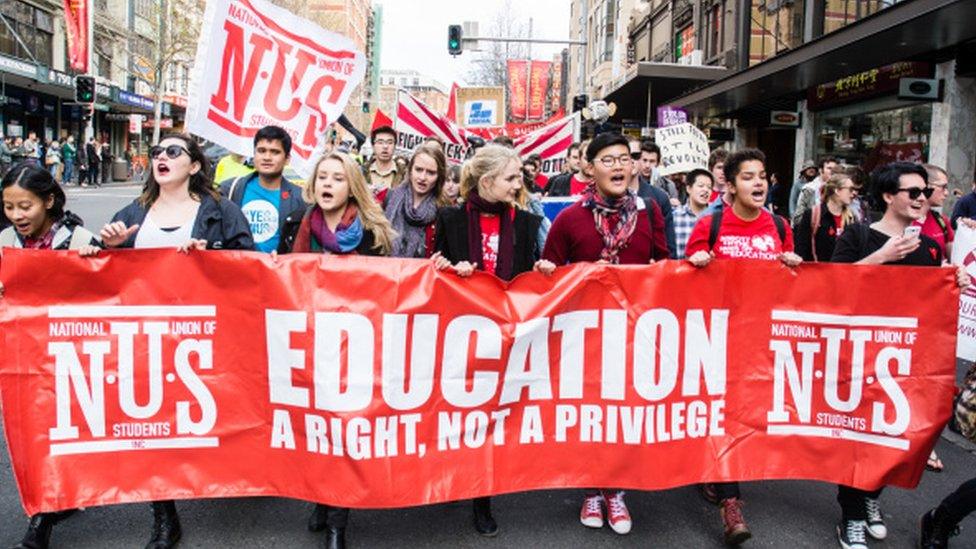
[704,1,726,61]
[823,0,901,35]
[815,102,932,171]
[749,0,805,66]
[0,1,53,65]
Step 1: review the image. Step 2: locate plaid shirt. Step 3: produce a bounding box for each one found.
[673,204,705,259]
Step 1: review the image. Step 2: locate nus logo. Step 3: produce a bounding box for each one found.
[766,310,915,450]
[46,305,219,456]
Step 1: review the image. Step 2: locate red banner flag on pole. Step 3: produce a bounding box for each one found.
[445,82,459,123]
[528,61,551,120]
[63,0,89,73]
[507,60,529,120]
[371,108,393,133]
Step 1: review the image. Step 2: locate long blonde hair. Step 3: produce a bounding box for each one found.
[820,172,855,226]
[459,144,522,200]
[306,152,397,255]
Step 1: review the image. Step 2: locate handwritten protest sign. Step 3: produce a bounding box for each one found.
[656,122,709,176]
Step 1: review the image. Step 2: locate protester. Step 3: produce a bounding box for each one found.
[543,133,668,536]
[546,139,592,198]
[61,136,77,185]
[793,172,856,262]
[917,479,976,548]
[76,138,89,187]
[525,153,548,192]
[0,162,101,549]
[629,143,677,257]
[708,149,728,201]
[951,180,976,228]
[788,160,818,217]
[912,164,954,260]
[213,152,252,185]
[84,137,100,187]
[100,139,113,184]
[22,132,39,166]
[363,125,403,201]
[45,140,62,183]
[384,143,448,258]
[637,140,679,203]
[219,125,306,254]
[0,136,14,177]
[442,164,461,206]
[673,168,713,258]
[90,134,252,549]
[521,156,545,194]
[793,156,838,224]
[544,142,581,195]
[829,161,970,549]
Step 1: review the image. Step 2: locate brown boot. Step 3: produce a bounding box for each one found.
[720,497,752,545]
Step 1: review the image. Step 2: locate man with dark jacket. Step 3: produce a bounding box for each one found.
[219,125,307,253]
[85,137,100,187]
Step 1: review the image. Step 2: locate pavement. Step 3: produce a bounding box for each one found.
[1,184,975,548]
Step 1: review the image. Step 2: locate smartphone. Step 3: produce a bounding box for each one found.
[903,226,921,239]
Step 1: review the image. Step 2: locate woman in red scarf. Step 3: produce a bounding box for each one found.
[431,144,555,536]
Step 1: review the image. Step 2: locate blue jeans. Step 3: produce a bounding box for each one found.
[63,159,74,183]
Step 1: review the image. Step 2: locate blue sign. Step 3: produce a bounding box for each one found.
[117,90,154,111]
[541,197,576,222]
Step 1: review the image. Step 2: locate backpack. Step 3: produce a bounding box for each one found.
[707,205,786,251]
[932,212,950,244]
[955,362,976,443]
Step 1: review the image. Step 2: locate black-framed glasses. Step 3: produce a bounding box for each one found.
[599,154,634,168]
[150,144,190,160]
[893,187,935,200]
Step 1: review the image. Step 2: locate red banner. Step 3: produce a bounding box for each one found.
[528,61,551,120]
[63,0,89,73]
[507,60,529,120]
[0,250,957,515]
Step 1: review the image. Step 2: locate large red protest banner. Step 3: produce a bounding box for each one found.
[0,250,957,515]
[63,0,88,73]
[185,0,366,176]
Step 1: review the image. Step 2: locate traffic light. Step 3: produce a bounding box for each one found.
[361,101,370,113]
[75,75,95,103]
[448,25,462,56]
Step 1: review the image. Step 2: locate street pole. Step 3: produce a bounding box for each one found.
[85,0,94,143]
[525,18,532,122]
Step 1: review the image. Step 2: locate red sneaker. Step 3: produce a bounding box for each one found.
[579,494,603,528]
[602,490,632,535]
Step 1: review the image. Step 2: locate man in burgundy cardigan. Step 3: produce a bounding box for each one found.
[541,132,668,537]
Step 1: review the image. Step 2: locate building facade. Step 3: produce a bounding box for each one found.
[377,69,450,118]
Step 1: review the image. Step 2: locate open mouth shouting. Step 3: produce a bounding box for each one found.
[749,187,766,205]
[155,162,172,177]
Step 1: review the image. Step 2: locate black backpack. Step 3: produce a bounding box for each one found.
[707,205,787,250]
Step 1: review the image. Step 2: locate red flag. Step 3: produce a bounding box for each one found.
[63,0,89,73]
[445,82,459,123]
[371,108,393,132]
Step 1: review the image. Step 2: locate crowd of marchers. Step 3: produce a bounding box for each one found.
[2,120,975,549]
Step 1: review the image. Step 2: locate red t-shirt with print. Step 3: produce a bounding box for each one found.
[480,214,501,273]
[569,175,589,197]
[912,212,953,259]
[685,207,794,260]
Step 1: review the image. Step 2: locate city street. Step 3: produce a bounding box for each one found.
[0,184,974,548]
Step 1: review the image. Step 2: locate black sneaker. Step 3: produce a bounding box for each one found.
[865,497,887,539]
[837,520,868,549]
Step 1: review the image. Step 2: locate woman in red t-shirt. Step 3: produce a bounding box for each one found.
[793,172,856,262]
[431,144,554,537]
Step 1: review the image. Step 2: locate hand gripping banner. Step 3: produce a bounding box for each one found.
[0,250,958,515]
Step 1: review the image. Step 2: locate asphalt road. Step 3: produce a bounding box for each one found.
[1,184,975,548]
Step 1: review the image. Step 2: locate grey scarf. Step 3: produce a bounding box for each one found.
[384,181,438,258]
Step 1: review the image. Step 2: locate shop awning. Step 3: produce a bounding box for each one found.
[602,62,728,125]
[671,0,976,117]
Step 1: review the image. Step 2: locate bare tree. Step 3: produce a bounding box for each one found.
[464,1,529,87]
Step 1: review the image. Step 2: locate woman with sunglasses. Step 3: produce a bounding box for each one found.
[91,134,253,549]
[830,162,970,549]
[793,172,857,262]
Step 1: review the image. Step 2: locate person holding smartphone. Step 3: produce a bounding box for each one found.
[830,162,970,549]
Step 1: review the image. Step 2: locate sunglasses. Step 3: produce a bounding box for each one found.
[893,187,935,200]
[150,144,190,160]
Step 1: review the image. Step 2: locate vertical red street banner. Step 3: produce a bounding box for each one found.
[528,61,551,120]
[0,251,959,515]
[550,59,563,114]
[184,0,366,177]
[63,0,89,73]
[507,60,529,120]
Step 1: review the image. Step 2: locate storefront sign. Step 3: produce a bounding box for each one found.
[46,70,76,89]
[144,117,174,129]
[163,94,189,109]
[104,113,131,122]
[770,111,801,127]
[129,114,143,133]
[0,54,40,80]
[118,91,155,111]
[808,62,931,111]
[97,83,112,100]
